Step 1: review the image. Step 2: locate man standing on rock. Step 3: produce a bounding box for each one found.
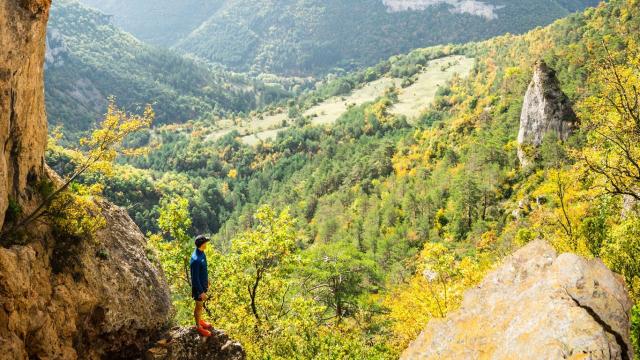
[191,235,213,337]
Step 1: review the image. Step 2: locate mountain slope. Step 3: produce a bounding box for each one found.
[45,1,290,136]
[45,0,640,358]
[178,0,600,75]
[77,0,226,46]
[78,0,599,75]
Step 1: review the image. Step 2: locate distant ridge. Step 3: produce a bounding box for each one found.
[78,0,599,75]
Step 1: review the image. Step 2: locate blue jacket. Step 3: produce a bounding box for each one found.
[190,249,208,298]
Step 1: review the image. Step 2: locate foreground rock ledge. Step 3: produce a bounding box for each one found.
[0,199,171,359]
[402,240,634,360]
[146,327,246,360]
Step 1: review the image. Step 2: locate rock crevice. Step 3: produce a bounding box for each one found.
[567,294,630,360]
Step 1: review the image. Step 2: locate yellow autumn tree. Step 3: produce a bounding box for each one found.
[577,39,640,201]
[149,196,195,323]
[574,36,640,302]
[530,168,593,255]
[385,242,491,351]
[2,98,153,240]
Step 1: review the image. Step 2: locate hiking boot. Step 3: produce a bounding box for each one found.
[195,326,212,337]
[199,319,213,330]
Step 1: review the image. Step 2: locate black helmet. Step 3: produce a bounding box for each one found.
[195,234,210,248]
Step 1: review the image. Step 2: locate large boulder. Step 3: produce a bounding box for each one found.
[0,198,172,359]
[146,327,246,360]
[0,0,51,229]
[517,60,578,167]
[402,240,634,359]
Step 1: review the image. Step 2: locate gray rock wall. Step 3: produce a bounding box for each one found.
[517,60,578,166]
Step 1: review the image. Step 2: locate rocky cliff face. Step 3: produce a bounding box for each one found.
[402,240,634,359]
[0,0,247,357]
[517,60,578,166]
[0,197,172,359]
[0,0,51,230]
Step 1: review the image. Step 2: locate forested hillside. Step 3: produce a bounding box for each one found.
[45,1,292,137]
[77,0,225,46]
[79,0,598,75]
[45,0,640,358]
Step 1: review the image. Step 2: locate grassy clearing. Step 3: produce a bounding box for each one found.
[390,55,474,119]
[242,128,284,146]
[304,77,402,125]
[206,112,289,142]
[206,55,474,145]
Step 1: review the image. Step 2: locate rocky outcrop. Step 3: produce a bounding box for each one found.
[517,60,578,166]
[0,0,51,230]
[0,198,171,359]
[146,327,246,360]
[402,240,634,359]
[45,28,69,68]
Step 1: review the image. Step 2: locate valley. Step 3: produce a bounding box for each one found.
[77,0,598,75]
[45,0,295,137]
[2,1,639,359]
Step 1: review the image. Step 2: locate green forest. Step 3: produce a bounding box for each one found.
[36,0,640,358]
[77,0,598,75]
[45,1,295,138]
